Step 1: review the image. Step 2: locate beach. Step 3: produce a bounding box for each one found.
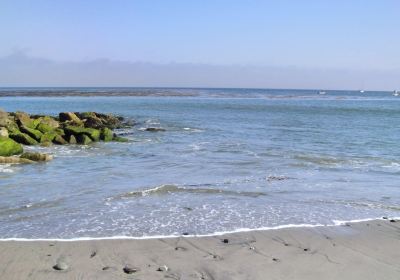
[0,219,399,279]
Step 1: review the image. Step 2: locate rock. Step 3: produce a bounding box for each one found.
[76,134,92,145]
[40,141,53,147]
[0,110,13,128]
[100,127,113,141]
[36,122,55,134]
[54,128,66,136]
[113,136,129,142]
[222,239,229,244]
[0,156,34,164]
[19,125,43,141]
[15,111,36,129]
[20,152,53,162]
[53,258,69,271]
[123,265,140,274]
[0,127,9,138]
[40,132,57,143]
[59,112,83,126]
[9,132,38,145]
[64,126,100,141]
[53,135,68,145]
[95,113,124,129]
[145,127,166,132]
[0,137,23,156]
[39,116,59,129]
[68,134,77,144]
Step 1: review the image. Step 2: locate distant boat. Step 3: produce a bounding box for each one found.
[393,90,399,97]
[318,91,326,95]
[359,90,365,93]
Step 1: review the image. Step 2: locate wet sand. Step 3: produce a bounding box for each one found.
[0,219,399,279]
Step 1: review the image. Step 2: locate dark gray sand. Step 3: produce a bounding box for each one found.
[0,219,399,279]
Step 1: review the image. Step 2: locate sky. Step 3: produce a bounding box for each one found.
[1,0,400,89]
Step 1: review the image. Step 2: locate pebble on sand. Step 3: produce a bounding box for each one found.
[123,265,140,274]
[222,238,229,243]
[53,260,69,271]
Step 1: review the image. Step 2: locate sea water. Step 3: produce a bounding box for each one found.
[0,88,399,238]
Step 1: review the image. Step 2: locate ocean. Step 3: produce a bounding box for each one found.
[0,88,399,238]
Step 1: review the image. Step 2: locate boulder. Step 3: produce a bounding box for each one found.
[9,132,38,145]
[76,134,92,145]
[20,152,53,162]
[53,135,68,145]
[145,127,166,132]
[59,112,83,126]
[0,156,34,164]
[0,127,8,138]
[15,111,36,129]
[64,126,100,141]
[0,137,23,156]
[40,132,57,143]
[19,126,43,141]
[68,134,77,144]
[95,113,123,129]
[100,127,113,141]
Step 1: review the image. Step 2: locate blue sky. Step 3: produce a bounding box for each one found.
[1,1,400,88]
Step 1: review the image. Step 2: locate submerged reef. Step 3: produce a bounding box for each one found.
[0,109,131,163]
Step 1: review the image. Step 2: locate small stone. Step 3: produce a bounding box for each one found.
[53,260,69,271]
[123,265,139,274]
[156,265,169,272]
[389,219,396,223]
[182,232,189,236]
[303,248,309,252]
[90,251,97,258]
[145,127,166,132]
[382,217,388,220]
[222,238,229,244]
[102,266,110,271]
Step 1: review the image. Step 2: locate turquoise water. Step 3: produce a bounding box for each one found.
[0,88,399,238]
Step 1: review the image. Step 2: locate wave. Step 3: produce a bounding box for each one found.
[107,184,267,201]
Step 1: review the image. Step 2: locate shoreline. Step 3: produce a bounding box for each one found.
[1,219,399,279]
[0,216,398,242]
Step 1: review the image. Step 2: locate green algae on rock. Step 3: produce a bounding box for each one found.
[0,137,23,156]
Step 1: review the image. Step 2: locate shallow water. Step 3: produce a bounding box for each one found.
[0,88,399,238]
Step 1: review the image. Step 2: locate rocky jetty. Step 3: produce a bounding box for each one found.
[0,109,130,164]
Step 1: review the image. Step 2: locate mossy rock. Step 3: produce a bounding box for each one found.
[0,156,34,164]
[40,132,57,143]
[15,111,36,129]
[19,126,43,141]
[59,112,83,126]
[68,134,77,144]
[64,126,100,141]
[113,136,129,142]
[53,135,68,145]
[76,134,92,145]
[0,127,8,138]
[36,122,55,134]
[100,128,113,141]
[0,137,23,156]
[54,128,66,136]
[20,152,53,162]
[9,132,38,145]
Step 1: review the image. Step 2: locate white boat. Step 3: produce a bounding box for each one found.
[359,90,365,93]
[393,90,399,97]
[318,91,326,95]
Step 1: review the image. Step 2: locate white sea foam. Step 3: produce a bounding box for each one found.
[1,216,398,242]
[0,164,14,173]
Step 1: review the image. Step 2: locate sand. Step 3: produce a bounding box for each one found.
[0,219,399,279]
